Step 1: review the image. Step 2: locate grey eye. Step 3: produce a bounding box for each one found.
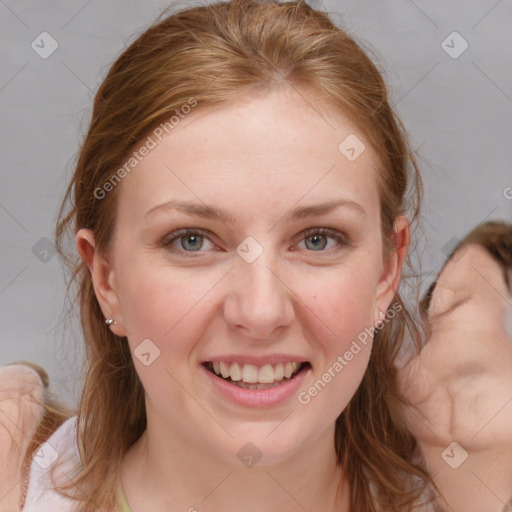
[304,234,328,251]
[180,234,204,251]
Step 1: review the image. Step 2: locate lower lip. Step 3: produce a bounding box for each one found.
[200,363,311,408]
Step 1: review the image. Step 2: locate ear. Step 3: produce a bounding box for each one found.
[75,228,127,337]
[373,216,410,326]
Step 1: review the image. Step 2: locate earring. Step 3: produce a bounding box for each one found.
[379,310,385,320]
[105,318,116,326]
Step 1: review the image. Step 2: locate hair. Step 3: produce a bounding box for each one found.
[22,0,434,510]
[419,220,512,316]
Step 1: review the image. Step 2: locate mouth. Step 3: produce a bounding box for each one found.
[202,361,311,390]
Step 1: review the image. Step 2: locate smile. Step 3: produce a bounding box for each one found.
[203,361,309,389]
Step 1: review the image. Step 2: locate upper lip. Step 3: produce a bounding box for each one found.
[201,354,309,366]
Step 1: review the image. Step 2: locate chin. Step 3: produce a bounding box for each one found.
[211,425,309,468]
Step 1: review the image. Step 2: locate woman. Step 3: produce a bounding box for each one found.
[399,221,512,512]
[1,0,433,510]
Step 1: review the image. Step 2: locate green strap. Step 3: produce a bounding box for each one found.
[118,484,133,512]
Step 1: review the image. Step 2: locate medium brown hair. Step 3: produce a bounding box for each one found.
[27,0,433,510]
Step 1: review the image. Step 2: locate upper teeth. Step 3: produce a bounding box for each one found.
[211,362,302,383]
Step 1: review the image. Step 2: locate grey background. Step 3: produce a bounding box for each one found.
[1,0,511,408]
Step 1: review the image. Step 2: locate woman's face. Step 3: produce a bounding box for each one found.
[79,89,406,466]
[429,243,512,348]
[427,244,512,438]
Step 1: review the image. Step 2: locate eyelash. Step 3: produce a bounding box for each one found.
[161,227,349,257]
[431,295,470,319]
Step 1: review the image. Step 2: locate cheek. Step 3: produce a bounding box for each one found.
[275,264,380,424]
[117,262,217,348]
[301,263,379,346]
[293,260,380,412]
[300,272,376,399]
[114,264,218,412]
[455,303,506,337]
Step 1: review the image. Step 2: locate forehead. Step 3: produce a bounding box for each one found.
[117,89,382,224]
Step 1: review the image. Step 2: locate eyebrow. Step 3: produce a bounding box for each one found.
[144,198,367,223]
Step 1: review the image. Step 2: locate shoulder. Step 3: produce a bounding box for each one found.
[0,363,80,512]
[0,363,46,512]
[23,414,80,511]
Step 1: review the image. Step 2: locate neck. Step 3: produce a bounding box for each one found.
[121,411,350,512]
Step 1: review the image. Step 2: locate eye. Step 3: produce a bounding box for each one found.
[161,229,215,255]
[295,227,349,252]
[161,227,349,256]
[429,289,471,319]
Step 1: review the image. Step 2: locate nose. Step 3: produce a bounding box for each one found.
[223,247,295,340]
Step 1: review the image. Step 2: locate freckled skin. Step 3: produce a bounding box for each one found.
[77,89,408,512]
[399,244,512,512]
